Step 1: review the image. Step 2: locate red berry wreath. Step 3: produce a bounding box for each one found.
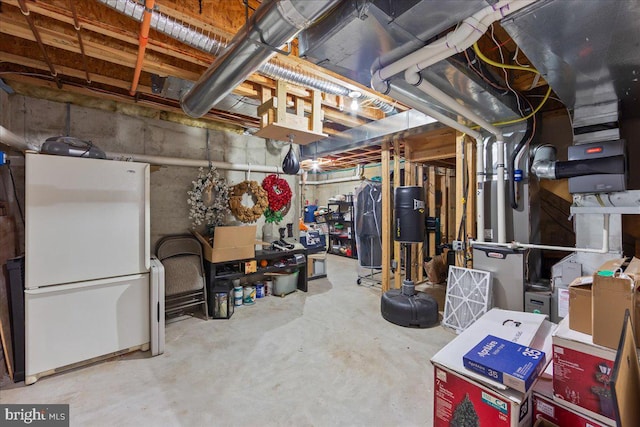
[262,174,292,212]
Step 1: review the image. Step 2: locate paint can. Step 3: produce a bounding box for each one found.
[264,279,273,296]
[256,283,265,298]
[243,286,256,305]
[234,286,243,306]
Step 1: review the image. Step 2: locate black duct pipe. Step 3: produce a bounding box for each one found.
[508,116,534,210]
[554,155,625,179]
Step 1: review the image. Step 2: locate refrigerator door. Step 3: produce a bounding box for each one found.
[25,153,150,289]
[25,273,150,384]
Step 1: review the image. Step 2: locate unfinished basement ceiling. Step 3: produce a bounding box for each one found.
[1,1,638,171]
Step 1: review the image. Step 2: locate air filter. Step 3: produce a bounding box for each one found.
[442,266,492,333]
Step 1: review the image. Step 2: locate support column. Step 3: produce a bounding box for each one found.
[428,166,437,259]
[381,139,391,292]
[417,164,424,283]
[455,132,466,267]
[393,137,402,289]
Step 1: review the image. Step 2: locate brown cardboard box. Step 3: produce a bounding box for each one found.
[193,225,257,263]
[592,257,640,350]
[568,276,593,335]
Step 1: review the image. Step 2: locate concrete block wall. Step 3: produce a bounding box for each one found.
[0,93,300,252]
[304,164,383,210]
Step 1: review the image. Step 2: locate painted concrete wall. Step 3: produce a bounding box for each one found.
[305,164,384,209]
[0,93,300,252]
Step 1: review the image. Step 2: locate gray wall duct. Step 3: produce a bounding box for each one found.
[180,0,341,118]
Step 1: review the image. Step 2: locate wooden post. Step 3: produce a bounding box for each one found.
[381,139,391,292]
[455,133,465,267]
[428,166,437,260]
[440,168,448,245]
[447,169,456,244]
[405,149,417,282]
[310,90,323,133]
[393,137,402,289]
[259,86,272,128]
[417,164,424,283]
[275,80,287,124]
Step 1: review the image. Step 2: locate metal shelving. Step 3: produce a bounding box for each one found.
[327,201,357,259]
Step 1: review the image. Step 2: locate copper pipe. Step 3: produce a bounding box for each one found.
[17,0,62,89]
[129,0,155,96]
[69,0,91,84]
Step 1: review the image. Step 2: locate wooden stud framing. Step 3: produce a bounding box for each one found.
[417,164,424,283]
[381,139,391,292]
[393,137,402,289]
[428,166,437,259]
[440,168,449,245]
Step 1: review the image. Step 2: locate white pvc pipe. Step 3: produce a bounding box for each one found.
[372,0,535,82]
[303,176,364,186]
[106,151,288,174]
[412,76,503,137]
[0,126,32,151]
[471,214,610,254]
[476,138,485,243]
[496,139,506,243]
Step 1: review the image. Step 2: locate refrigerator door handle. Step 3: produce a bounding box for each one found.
[144,163,151,270]
[24,274,148,294]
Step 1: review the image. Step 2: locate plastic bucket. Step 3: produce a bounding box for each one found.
[243,286,256,305]
[256,283,265,298]
[234,286,243,306]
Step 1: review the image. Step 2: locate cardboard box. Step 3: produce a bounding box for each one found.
[434,365,533,427]
[569,276,594,335]
[592,257,640,350]
[193,225,257,263]
[552,316,617,425]
[242,260,257,274]
[432,309,556,427]
[463,335,546,393]
[533,392,610,427]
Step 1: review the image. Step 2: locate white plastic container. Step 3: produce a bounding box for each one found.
[272,270,299,297]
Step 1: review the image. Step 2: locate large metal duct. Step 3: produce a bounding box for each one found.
[98,0,396,115]
[179,0,342,118]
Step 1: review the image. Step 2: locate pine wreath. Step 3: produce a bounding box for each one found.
[187,167,230,228]
[229,180,269,223]
[262,174,292,212]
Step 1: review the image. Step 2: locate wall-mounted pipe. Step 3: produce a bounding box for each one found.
[302,175,364,186]
[180,0,341,118]
[105,151,288,174]
[130,0,155,95]
[476,138,485,242]
[470,214,610,254]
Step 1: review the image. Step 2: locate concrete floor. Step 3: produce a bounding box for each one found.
[1,255,455,426]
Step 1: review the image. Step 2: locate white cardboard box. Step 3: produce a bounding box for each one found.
[432,309,556,427]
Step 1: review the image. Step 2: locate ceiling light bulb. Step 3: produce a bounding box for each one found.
[348,90,362,98]
[311,160,319,171]
[350,98,359,111]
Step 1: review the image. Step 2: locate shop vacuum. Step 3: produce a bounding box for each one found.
[381,186,439,328]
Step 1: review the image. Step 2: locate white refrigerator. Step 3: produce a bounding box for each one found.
[24,152,163,385]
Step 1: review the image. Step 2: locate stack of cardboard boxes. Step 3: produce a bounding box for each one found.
[532,257,640,427]
[431,309,554,427]
[431,258,640,426]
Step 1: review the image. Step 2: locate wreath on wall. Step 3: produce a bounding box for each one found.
[229,180,269,223]
[187,167,230,229]
[262,174,292,212]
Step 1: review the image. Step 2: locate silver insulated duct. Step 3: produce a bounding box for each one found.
[97,0,396,115]
[180,0,342,118]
